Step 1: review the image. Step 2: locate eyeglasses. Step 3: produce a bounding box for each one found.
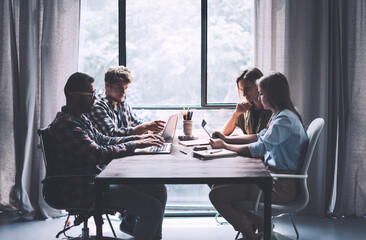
[68,90,96,98]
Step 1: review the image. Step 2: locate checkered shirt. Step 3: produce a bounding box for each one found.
[48,106,137,207]
[86,92,144,137]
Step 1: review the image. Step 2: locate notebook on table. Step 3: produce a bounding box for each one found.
[134,114,178,154]
[192,149,238,160]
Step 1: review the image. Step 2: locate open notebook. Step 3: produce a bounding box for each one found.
[134,114,178,154]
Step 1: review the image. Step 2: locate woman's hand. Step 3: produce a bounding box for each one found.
[235,102,252,113]
[212,131,227,140]
[209,138,227,149]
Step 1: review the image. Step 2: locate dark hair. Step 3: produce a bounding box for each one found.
[256,72,303,124]
[236,67,263,86]
[64,72,94,99]
[105,65,133,85]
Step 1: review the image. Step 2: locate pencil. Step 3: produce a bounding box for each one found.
[210,149,222,154]
[180,150,188,155]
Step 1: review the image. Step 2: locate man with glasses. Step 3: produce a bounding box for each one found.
[49,72,167,240]
[86,65,166,236]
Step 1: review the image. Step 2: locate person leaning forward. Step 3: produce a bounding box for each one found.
[49,72,166,240]
[86,65,166,236]
[86,65,165,137]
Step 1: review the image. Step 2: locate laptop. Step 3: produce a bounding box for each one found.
[134,114,178,154]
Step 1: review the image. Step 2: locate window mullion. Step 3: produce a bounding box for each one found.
[201,0,208,107]
[119,0,126,66]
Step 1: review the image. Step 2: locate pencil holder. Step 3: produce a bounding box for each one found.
[183,120,193,136]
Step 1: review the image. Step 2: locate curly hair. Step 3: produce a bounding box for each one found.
[104,65,134,85]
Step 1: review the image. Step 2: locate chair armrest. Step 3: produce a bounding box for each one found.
[270,173,307,179]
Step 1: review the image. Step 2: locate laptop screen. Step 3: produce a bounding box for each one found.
[161,114,178,143]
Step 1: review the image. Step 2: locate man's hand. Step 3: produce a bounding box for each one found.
[211,131,227,140]
[132,120,165,135]
[235,102,252,113]
[137,134,164,141]
[134,137,165,149]
[145,120,165,133]
[209,138,227,149]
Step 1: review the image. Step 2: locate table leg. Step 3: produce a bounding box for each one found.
[263,179,272,240]
[95,182,103,240]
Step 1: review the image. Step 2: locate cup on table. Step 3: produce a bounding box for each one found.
[183,120,193,136]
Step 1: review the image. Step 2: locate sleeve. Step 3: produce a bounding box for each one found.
[248,115,291,157]
[88,100,134,137]
[125,103,144,127]
[52,120,136,166]
[248,138,266,158]
[260,114,292,148]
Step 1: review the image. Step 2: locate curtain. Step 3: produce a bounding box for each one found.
[255,0,366,217]
[0,0,18,219]
[0,0,80,220]
[255,0,329,216]
[330,0,366,217]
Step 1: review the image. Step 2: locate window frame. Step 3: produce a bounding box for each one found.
[118,0,241,110]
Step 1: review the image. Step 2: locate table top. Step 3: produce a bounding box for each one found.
[96,135,271,185]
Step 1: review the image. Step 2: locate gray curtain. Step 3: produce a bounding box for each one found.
[0,0,80,220]
[255,0,366,217]
[329,0,366,217]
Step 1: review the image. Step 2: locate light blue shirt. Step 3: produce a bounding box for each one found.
[248,109,308,171]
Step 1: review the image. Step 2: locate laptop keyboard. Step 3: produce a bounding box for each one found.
[150,144,168,152]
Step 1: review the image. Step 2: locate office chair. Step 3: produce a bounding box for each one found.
[232,118,325,240]
[38,127,121,240]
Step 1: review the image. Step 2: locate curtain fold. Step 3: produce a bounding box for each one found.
[0,0,80,221]
[255,0,329,216]
[0,0,19,215]
[255,0,366,217]
[331,0,366,217]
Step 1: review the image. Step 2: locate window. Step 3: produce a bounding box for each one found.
[78,0,254,212]
[78,0,119,90]
[207,0,254,104]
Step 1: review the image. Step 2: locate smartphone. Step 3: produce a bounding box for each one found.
[193,146,208,151]
[201,119,212,138]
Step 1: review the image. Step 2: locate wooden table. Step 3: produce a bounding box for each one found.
[95,142,272,240]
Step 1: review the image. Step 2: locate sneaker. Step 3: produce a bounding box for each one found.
[119,211,137,236]
[119,220,135,237]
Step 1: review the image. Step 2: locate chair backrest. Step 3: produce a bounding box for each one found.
[286,118,324,211]
[270,118,324,213]
[38,127,97,210]
[300,118,325,175]
[37,126,58,177]
[38,126,64,209]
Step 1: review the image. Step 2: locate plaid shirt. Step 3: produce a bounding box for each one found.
[86,92,144,137]
[48,106,137,207]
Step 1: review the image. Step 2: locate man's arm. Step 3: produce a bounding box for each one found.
[50,120,135,166]
[123,103,165,134]
[88,101,133,137]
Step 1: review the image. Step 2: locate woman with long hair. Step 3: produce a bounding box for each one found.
[220,68,272,137]
[209,72,309,240]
